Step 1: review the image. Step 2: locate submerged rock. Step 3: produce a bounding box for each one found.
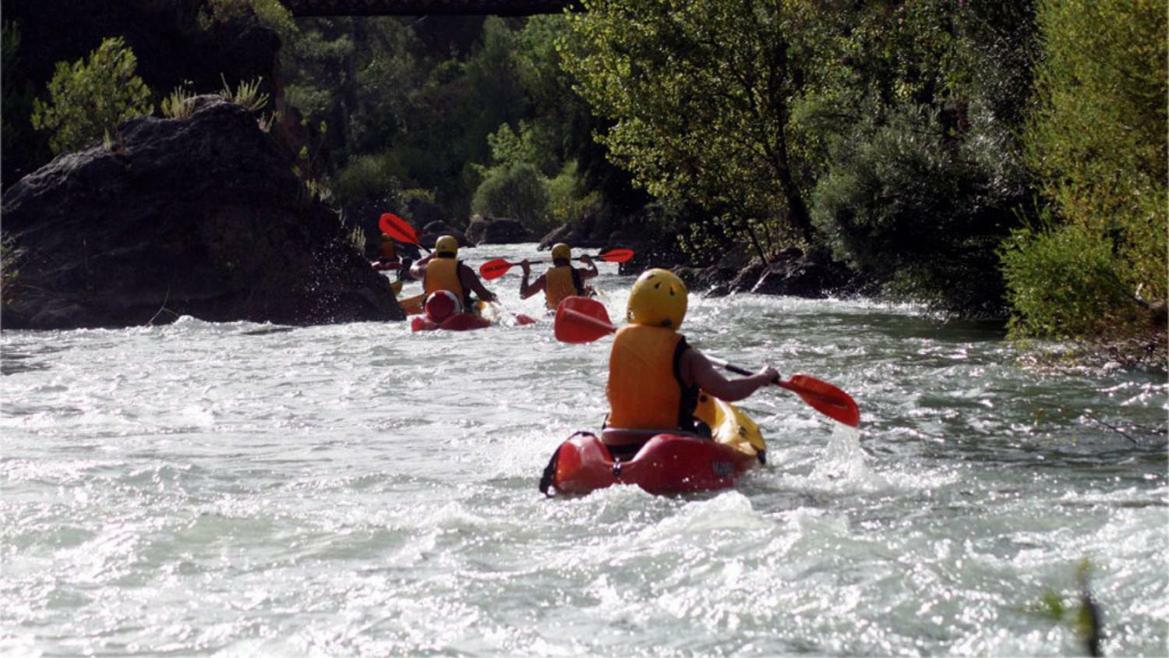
[1,99,403,329]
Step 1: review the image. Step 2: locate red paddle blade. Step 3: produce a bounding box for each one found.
[479,258,514,280]
[554,296,615,343]
[598,248,635,263]
[781,375,860,428]
[379,212,420,245]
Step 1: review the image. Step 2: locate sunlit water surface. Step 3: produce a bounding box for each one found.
[2,243,1167,656]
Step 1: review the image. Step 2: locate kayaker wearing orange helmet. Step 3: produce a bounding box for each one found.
[409,235,497,309]
[604,268,778,459]
[519,243,598,310]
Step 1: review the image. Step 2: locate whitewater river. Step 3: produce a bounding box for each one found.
[2,243,1166,656]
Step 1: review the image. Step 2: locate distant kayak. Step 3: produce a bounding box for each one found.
[410,295,492,332]
[540,394,766,496]
[398,293,424,316]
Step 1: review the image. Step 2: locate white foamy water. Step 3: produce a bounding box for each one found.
[2,243,1166,656]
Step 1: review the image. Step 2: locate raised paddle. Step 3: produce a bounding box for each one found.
[553,296,861,428]
[479,248,635,280]
[378,212,429,252]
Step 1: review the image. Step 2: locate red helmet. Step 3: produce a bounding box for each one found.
[424,290,462,322]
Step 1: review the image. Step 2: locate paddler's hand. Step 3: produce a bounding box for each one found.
[755,365,780,386]
[482,291,498,302]
[520,259,531,275]
[579,254,593,266]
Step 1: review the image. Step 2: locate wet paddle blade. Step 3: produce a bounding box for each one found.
[379,212,420,245]
[598,248,635,263]
[779,375,860,427]
[554,296,615,343]
[479,258,514,280]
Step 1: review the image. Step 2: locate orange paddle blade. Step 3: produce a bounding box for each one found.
[778,375,860,427]
[479,258,514,280]
[598,248,635,263]
[379,212,420,245]
[554,296,615,343]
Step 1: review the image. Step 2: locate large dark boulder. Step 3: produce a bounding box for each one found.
[465,216,534,245]
[537,204,611,250]
[419,221,468,248]
[728,249,855,298]
[1,99,403,329]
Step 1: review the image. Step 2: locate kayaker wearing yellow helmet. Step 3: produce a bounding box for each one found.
[604,268,778,459]
[519,243,598,310]
[409,235,498,309]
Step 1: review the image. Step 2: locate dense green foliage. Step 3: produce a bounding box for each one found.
[565,0,1040,312]
[3,0,1162,353]
[1006,0,1167,339]
[30,37,154,154]
[565,0,817,247]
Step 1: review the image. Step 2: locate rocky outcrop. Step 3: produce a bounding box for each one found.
[419,221,468,248]
[537,205,612,250]
[1,99,403,330]
[465,215,534,245]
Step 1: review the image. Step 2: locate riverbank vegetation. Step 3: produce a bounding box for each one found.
[2,0,1164,365]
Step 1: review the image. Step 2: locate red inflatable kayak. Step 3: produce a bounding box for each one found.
[540,396,766,496]
[411,313,493,332]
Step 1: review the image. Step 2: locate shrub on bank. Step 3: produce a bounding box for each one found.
[1014,0,1168,340]
[30,37,153,154]
[1000,221,1143,339]
[471,162,550,231]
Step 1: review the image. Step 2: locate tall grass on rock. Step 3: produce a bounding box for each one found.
[30,37,153,154]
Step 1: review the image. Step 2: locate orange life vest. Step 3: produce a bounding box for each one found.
[378,240,397,260]
[606,325,699,433]
[544,265,582,310]
[424,257,465,301]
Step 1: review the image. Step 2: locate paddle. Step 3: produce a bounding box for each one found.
[378,212,429,252]
[479,248,635,280]
[554,296,861,428]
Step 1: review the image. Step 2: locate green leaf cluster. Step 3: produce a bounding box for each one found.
[564,0,817,246]
[1006,0,1167,338]
[30,36,153,155]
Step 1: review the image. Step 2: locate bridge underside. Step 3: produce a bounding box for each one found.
[280,0,576,16]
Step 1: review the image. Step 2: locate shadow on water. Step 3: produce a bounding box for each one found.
[240,326,296,337]
[838,313,1008,343]
[1,351,51,375]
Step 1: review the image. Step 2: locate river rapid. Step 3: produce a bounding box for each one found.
[2,243,1166,657]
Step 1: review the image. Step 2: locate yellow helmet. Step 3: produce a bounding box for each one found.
[551,243,571,261]
[627,268,687,329]
[434,234,458,257]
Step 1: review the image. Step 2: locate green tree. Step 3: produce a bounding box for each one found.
[1007,0,1168,337]
[798,0,1036,313]
[564,0,818,256]
[471,162,551,228]
[30,37,153,154]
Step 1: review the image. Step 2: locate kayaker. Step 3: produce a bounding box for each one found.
[604,268,778,460]
[375,233,398,266]
[409,234,498,309]
[518,243,598,310]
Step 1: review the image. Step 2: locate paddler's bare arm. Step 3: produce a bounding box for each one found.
[459,264,497,302]
[409,254,433,280]
[578,254,599,280]
[519,260,546,299]
[681,348,777,402]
